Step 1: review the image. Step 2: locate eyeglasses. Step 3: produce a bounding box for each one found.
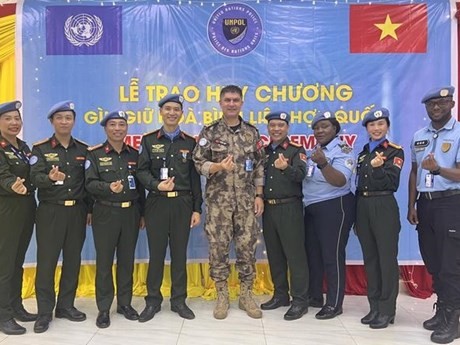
[425,98,453,108]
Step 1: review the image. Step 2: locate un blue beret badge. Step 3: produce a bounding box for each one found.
[374,110,382,118]
[324,111,331,118]
[69,102,75,110]
[440,89,449,97]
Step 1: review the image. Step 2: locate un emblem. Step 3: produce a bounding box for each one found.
[64,14,103,47]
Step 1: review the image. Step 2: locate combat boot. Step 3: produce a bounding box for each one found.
[430,307,460,344]
[239,282,262,319]
[424,300,445,331]
[213,281,229,320]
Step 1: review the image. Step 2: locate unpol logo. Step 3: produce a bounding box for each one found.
[208,3,263,57]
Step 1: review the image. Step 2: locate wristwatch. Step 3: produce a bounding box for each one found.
[255,193,264,199]
[430,167,441,175]
[317,162,329,170]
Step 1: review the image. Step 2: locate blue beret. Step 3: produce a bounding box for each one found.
[158,94,184,108]
[0,100,21,117]
[362,107,390,127]
[100,110,128,127]
[311,110,335,128]
[47,100,76,119]
[421,86,455,103]
[265,111,290,124]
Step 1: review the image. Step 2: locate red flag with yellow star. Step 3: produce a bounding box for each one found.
[349,4,427,53]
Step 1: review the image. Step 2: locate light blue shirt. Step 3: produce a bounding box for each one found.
[411,116,460,192]
[303,137,355,206]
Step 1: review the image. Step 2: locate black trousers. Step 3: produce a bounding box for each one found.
[263,200,309,306]
[417,194,460,308]
[92,203,140,311]
[0,195,35,322]
[144,195,192,306]
[356,195,400,315]
[304,193,355,308]
[35,202,87,314]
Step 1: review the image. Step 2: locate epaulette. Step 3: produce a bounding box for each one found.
[127,144,138,152]
[339,143,352,153]
[289,141,302,148]
[142,129,159,137]
[33,137,51,146]
[205,119,220,128]
[388,142,403,150]
[74,138,89,147]
[87,143,104,151]
[181,131,196,140]
[242,120,260,132]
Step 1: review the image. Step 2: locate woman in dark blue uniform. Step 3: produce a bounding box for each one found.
[0,101,37,335]
[355,108,404,329]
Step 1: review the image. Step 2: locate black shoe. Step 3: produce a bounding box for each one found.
[96,311,110,329]
[138,304,161,323]
[369,313,395,329]
[284,304,308,321]
[171,303,195,320]
[34,314,52,333]
[261,296,290,310]
[424,301,444,331]
[116,305,139,321]
[431,307,460,344]
[0,319,26,335]
[55,307,86,322]
[361,310,379,325]
[315,305,343,320]
[13,306,37,322]
[309,297,324,308]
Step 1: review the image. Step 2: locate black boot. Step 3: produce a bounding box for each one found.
[424,300,445,331]
[430,307,460,344]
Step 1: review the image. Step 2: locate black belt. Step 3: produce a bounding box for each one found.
[97,200,135,208]
[419,190,460,200]
[42,199,80,207]
[157,191,191,198]
[358,191,393,197]
[265,197,301,205]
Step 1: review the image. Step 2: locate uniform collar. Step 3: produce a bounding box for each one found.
[427,116,456,132]
[322,136,340,151]
[220,116,244,131]
[367,137,388,152]
[103,140,130,154]
[51,134,75,149]
[269,136,290,150]
[157,127,185,140]
[0,134,25,149]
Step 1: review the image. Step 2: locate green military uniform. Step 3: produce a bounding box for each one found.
[137,128,202,307]
[30,135,90,315]
[263,137,309,306]
[356,139,404,317]
[0,135,36,322]
[85,141,144,312]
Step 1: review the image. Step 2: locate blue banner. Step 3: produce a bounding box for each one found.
[18,0,453,264]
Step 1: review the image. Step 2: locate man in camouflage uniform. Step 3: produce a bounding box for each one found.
[193,85,266,319]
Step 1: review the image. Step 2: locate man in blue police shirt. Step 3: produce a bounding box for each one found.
[408,86,460,344]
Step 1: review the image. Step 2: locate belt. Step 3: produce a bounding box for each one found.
[42,199,79,207]
[97,200,134,208]
[158,191,191,198]
[265,197,301,205]
[358,191,393,197]
[419,190,460,200]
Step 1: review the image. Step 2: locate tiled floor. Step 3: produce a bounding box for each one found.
[0,292,440,345]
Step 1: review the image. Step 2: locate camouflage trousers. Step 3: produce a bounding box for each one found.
[205,201,259,283]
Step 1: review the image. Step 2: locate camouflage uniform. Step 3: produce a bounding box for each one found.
[192,117,265,284]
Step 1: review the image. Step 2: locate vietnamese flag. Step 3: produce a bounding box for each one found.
[350,4,427,53]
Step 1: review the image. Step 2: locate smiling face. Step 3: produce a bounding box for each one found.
[0,110,22,139]
[159,101,183,130]
[268,119,289,144]
[366,118,389,141]
[425,97,455,126]
[219,91,243,122]
[104,119,128,144]
[313,119,337,146]
[50,111,75,136]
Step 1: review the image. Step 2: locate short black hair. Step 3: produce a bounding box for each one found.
[220,85,243,99]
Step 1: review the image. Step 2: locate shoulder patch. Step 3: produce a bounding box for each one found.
[339,144,352,154]
[87,143,104,151]
[33,137,51,147]
[243,120,260,132]
[289,141,302,148]
[205,119,220,128]
[142,129,159,137]
[388,142,403,150]
[181,131,196,140]
[74,138,89,147]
